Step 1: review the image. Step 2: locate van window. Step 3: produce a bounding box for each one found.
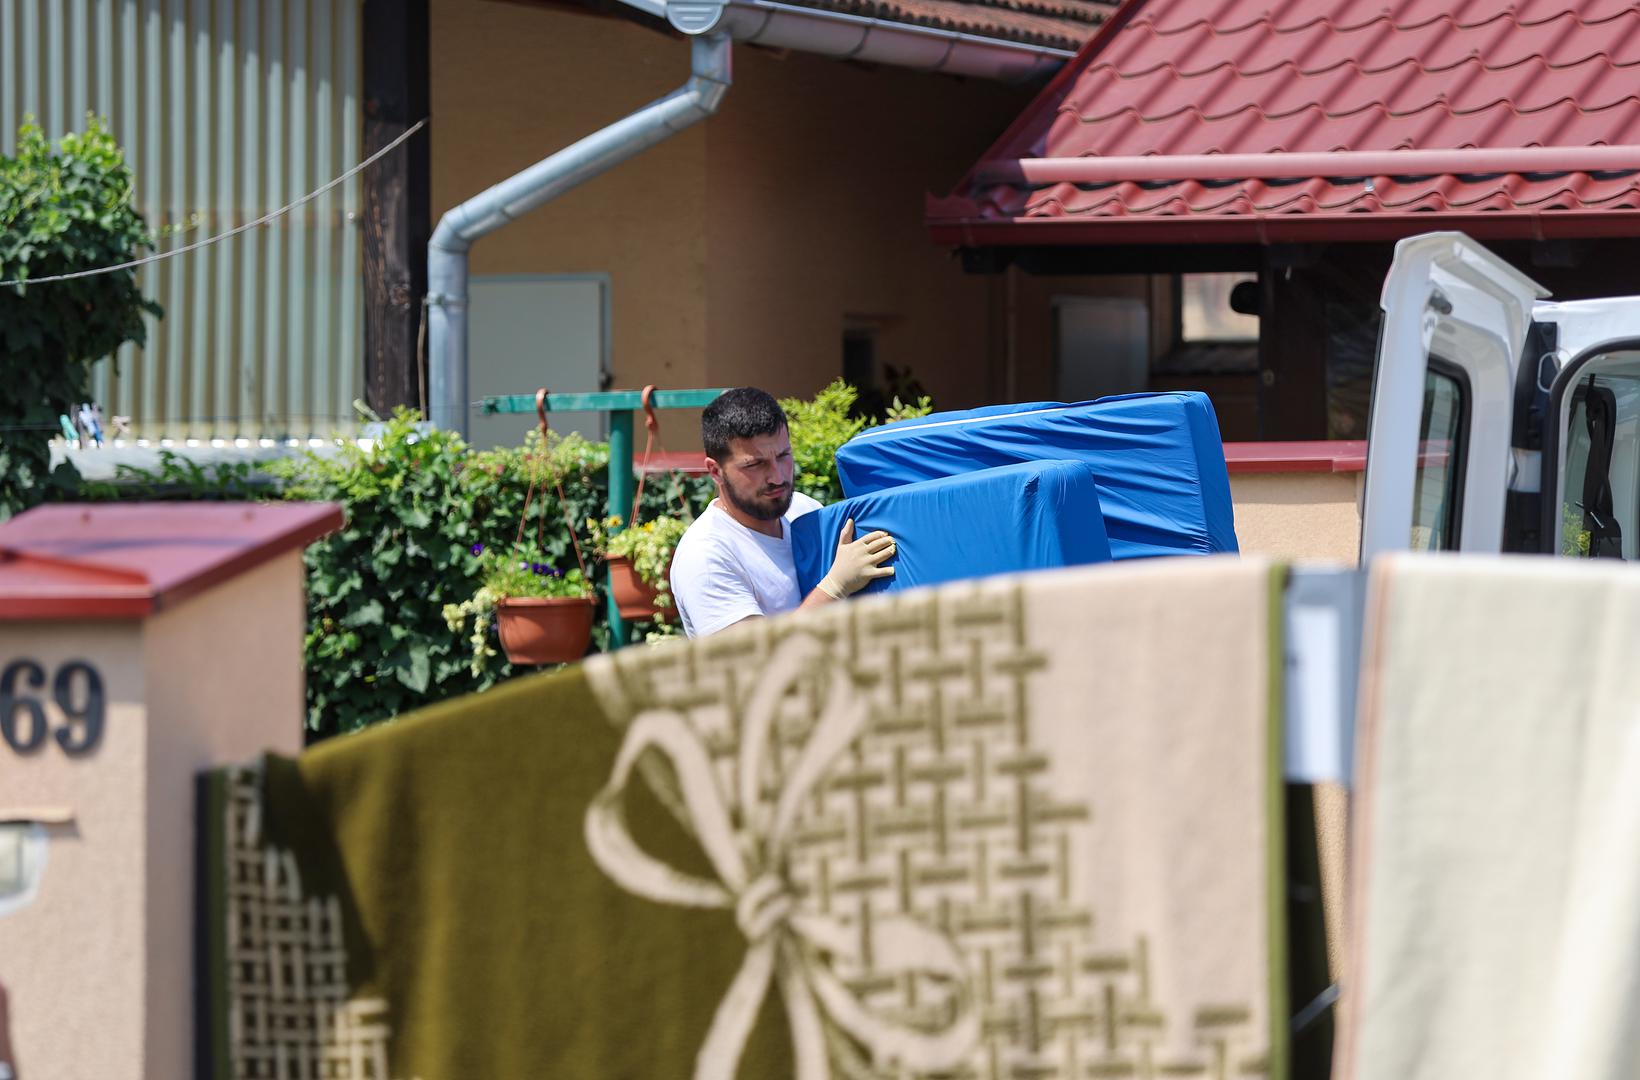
[1410,365,1467,551]
[1558,351,1640,558]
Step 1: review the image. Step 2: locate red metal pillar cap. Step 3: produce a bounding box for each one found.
[0,502,343,621]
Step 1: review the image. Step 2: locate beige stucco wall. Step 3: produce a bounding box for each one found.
[1229,471,1363,564]
[702,45,1031,407]
[432,1,712,394]
[0,623,147,1080]
[433,0,1157,445]
[0,552,307,1079]
[141,549,309,1077]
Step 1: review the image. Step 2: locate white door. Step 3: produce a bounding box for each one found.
[1535,298,1640,559]
[1359,233,1546,562]
[1054,296,1150,402]
[467,275,610,450]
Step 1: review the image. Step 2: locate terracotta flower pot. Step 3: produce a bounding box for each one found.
[494,596,595,666]
[607,556,671,622]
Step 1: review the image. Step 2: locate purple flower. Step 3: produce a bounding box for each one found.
[470,543,484,556]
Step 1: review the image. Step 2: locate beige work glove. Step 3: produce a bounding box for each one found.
[817,518,896,599]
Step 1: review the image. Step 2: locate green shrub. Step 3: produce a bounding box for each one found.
[265,412,607,736]
[268,414,490,735]
[0,119,161,519]
[1562,503,1593,557]
[267,411,723,737]
[477,550,594,601]
[782,380,867,503]
[781,379,933,502]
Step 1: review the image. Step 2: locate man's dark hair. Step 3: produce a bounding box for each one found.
[702,387,787,461]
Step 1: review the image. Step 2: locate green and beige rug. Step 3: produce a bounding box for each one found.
[202,558,1290,1079]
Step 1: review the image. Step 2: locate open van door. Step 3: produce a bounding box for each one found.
[1535,298,1640,560]
[1359,233,1547,563]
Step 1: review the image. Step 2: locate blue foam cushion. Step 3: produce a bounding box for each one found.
[834,392,1238,560]
[791,459,1113,598]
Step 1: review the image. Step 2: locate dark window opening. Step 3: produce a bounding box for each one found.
[843,328,885,418]
[1155,273,1260,377]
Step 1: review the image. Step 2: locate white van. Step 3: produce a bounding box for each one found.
[1362,231,1640,563]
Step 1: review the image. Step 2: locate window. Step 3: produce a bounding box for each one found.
[1154,273,1259,380]
[1410,364,1467,551]
[1557,351,1640,559]
[1180,273,1259,343]
[842,325,888,418]
[843,327,877,394]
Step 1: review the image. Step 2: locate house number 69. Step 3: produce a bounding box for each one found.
[0,659,106,756]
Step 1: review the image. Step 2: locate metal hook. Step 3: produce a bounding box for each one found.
[640,384,660,435]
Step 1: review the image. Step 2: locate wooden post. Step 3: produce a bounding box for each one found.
[1257,249,1330,441]
[362,0,431,418]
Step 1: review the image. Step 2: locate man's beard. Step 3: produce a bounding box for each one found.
[723,477,794,521]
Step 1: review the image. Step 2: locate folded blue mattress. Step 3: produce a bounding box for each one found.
[791,459,1113,599]
[834,392,1238,560]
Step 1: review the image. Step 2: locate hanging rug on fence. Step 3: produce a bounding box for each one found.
[200,556,1290,1080]
[1340,554,1640,1080]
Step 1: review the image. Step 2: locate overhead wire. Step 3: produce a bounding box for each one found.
[0,118,428,289]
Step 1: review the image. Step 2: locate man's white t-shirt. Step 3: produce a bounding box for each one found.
[670,492,823,637]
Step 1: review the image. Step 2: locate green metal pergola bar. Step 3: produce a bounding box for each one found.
[480,388,728,646]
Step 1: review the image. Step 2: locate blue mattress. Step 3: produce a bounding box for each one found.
[791,459,1112,598]
[833,392,1238,560]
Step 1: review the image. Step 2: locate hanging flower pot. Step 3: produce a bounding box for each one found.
[608,556,670,621]
[447,541,597,668]
[494,595,595,666]
[600,516,687,623]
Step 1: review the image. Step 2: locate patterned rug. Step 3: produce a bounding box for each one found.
[1340,554,1640,1080]
[201,558,1290,1080]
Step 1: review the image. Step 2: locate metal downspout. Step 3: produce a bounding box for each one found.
[426,0,1071,433]
[425,33,731,434]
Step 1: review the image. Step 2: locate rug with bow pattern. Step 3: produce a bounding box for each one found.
[200,558,1289,1080]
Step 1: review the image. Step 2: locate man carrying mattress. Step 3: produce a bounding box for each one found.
[670,387,897,637]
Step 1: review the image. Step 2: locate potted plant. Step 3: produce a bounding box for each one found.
[591,515,689,621]
[444,543,595,667]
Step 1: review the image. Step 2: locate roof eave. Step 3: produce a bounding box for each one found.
[929,209,1640,248]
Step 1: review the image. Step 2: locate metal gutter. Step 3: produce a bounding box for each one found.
[719,0,1071,83]
[976,145,1640,186]
[429,0,1074,435]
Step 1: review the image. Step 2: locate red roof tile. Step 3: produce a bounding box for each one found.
[930,0,1640,243]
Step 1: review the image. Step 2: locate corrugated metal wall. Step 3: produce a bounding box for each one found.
[0,0,364,440]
